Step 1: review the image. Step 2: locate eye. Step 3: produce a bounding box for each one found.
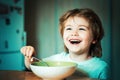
[66,27,72,30]
[79,28,86,31]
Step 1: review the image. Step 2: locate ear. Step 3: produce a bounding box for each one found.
[92,40,96,44]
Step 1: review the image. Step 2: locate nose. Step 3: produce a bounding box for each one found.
[71,30,79,36]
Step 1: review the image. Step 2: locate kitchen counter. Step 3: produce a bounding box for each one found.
[0,70,95,80]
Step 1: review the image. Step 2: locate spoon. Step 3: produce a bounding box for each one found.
[31,57,49,66]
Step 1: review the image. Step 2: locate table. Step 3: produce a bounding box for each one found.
[0,70,41,80]
[0,70,94,80]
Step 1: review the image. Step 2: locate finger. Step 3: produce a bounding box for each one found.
[25,46,31,57]
[20,46,26,55]
[29,48,34,58]
[26,46,34,58]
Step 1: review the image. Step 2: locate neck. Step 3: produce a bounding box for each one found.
[69,52,92,62]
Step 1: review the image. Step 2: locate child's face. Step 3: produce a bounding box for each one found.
[63,16,95,54]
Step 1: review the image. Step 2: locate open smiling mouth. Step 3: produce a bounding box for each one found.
[69,40,81,44]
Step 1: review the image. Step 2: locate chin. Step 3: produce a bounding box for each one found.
[69,50,81,54]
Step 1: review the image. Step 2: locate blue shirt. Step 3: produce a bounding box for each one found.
[43,52,109,79]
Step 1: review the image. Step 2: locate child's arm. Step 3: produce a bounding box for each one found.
[20,46,35,69]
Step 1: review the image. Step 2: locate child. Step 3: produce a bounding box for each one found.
[21,8,109,79]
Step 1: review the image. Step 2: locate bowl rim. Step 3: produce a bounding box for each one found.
[30,61,77,68]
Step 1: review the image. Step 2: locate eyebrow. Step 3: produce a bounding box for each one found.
[78,25,89,28]
[65,24,89,28]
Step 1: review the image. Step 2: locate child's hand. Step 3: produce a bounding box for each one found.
[20,46,35,69]
[20,46,35,59]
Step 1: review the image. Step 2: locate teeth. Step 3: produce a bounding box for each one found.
[70,40,79,41]
[69,39,81,44]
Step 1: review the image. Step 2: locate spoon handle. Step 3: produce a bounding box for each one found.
[31,57,49,66]
[31,57,40,62]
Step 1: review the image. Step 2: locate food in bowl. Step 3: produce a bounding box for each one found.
[30,61,77,80]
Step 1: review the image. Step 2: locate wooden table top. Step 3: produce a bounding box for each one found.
[0,70,94,80]
[0,70,41,80]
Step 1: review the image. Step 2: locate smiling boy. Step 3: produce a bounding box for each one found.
[21,8,109,79]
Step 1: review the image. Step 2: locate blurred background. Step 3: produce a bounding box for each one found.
[0,0,120,80]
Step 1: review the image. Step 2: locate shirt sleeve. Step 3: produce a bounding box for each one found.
[99,64,110,79]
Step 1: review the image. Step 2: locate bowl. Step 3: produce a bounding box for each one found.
[30,61,77,80]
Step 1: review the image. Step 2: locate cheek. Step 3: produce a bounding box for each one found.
[63,33,67,42]
[82,33,94,43]
[63,31,68,39]
[63,32,66,40]
[63,32,70,44]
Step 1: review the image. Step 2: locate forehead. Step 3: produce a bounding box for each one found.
[64,16,89,27]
